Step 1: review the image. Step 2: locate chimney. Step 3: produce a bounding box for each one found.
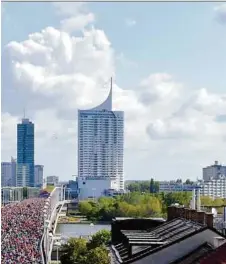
[184,208,189,220]
[196,211,206,225]
[180,207,185,219]
[205,213,214,228]
[188,209,192,221]
[190,209,197,222]
[167,206,177,221]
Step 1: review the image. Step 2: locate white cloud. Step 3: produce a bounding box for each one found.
[54,2,95,33]
[2,3,226,180]
[125,18,137,27]
[214,4,226,24]
[60,13,95,33]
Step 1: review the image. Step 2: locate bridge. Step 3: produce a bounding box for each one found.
[40,187,79,264]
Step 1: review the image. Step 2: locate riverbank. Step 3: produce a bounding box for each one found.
[58,219,111,225]
[58,215,111,224]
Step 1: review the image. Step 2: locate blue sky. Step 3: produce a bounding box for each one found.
[2,2,226,181]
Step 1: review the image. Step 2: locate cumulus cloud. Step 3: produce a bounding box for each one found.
[2,3,226,179]
[54,2,95,33]
[214,4,226,24]
[146,88,226,142]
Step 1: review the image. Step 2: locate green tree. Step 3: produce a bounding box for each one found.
[185,179,193,184]
[60,238,87,264]
[78,201,93,216]
[150,178,155,193]
[86,246,110,264]
[88,230,111,249]
[201,196,213,206]
[164,192,192,207]
[60,235,110,264]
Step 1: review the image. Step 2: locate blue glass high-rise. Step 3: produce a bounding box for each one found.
[17,118,35,187]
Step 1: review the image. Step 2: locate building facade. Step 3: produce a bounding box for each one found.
[203,161,226,181]
[1,157,16,187]
[159,181,198,192]
[17,118,35,187]
[34,165,44,188]
[78,82,124,199]
[46,175,59,186]
[65,180,79,199]
[200,175,226,199]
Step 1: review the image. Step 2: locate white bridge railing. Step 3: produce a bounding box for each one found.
[41,186,66,264]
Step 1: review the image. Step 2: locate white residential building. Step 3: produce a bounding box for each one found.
[200,175,226,199]
[203,161,226,181]
[78,80,124,199]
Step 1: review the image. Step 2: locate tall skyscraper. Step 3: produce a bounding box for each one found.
[34,165,44,187]
[1,157,16,187]
[78,79,124,198]
[17,118,35,187]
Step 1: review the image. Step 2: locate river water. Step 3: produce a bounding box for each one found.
[56,223,111,240]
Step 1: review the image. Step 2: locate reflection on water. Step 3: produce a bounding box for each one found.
[56,223,111,240]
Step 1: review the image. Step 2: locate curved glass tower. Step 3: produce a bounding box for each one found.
[78,81,124,198]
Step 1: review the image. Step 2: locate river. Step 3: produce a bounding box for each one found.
[56,223,111,240]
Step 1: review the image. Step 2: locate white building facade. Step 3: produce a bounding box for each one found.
[78,83,124,199]
[203,161,226,181]
[200,175,226,199]
[34,165,44,187]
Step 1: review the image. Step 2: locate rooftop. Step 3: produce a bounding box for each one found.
[111,205,226,264]
[112,218,206,263]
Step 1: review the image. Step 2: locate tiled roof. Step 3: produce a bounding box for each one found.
[199,242,226,264]
[112,218,206,264]
[170,242,214,264]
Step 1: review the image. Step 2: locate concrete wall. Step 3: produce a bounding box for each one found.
[78,178,114,199]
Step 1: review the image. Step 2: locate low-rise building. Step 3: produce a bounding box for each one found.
[159,181,197,193]
[65,180,79,200]
[46,175,59,186]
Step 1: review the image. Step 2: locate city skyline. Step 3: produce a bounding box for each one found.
[1,2,226,181]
